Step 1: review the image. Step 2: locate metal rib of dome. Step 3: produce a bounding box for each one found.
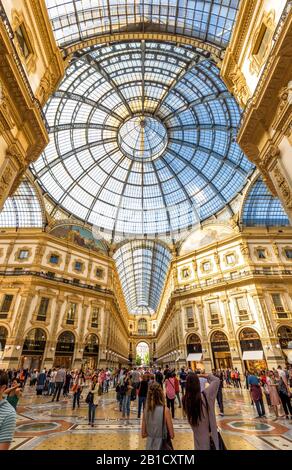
[31,41,254,240]
[45,0,240,50]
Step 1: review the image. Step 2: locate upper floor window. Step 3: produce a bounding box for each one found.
[256,249,266,259]
[236,297,249,321]
[202,261,211,272]
[15,23,32,60]
[96,268,104,279]
[271,294,287,318]
[37,298,49,321]
[74,261,83,272]
[67,303,77,325]
[285,249,292,259]
[49,254,59,265]
[91,307,99,328]
[209,302,220,325]
[186,306,194,328]
[226,254,235,265]
[18,250,29,260]
[181,267,190,279]
[0,295,13,317]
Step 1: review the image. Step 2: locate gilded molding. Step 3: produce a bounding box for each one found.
[273,165,292,209]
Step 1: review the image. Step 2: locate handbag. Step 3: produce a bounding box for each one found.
[202,391,227,451]
[85,392,93,404]
[160,406,174,451]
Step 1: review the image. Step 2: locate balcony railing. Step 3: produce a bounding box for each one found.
[0,270,113,295]
[174,268,292,295]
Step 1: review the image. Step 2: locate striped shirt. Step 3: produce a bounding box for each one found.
[0,399,16,444]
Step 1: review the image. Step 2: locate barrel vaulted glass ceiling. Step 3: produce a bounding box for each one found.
[45,0,240,49]
[32,41,254,240]
[113,240,171,314]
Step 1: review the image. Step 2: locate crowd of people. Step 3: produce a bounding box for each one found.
[0,363,291,450]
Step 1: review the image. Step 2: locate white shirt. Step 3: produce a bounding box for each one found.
[199,377,208,392]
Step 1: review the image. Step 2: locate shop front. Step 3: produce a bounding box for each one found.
[211,330,233,369]
[21,328,47,370]
[0,326,8,362]
[186,334,204,371]
[277,325,292,364]
[239,328,267,372]
[54,331,75,369]
[83,334,99,370]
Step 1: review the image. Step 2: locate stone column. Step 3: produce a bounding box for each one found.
[253,293,285,369]
[74,301,89,369]
[43,294,64,369]
[220,295,243,374]
[3,291,34,368]
[196,300,212,372]
[0,149,22,211]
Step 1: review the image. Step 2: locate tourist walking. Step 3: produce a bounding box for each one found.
[0,372,16,450]
[182,372,220,450]
[5,379,22,410]
[137,374,149,419]
[51,366,66,402]
[164,372,176,419]
[72,370,85,410]
[266,371,282,419]
[248,373,266,418]
[121,372,133,423]
[87,375,100,427]
[36,370,46,396]
[141,382,174,450]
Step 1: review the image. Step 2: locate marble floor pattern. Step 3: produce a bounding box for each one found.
[10,386,292,450]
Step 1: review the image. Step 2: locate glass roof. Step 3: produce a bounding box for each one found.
[242,177,290,227]
[113,240,171,314]
[32,41,254,240]
[0,179,44,228]
[45,0,240,49]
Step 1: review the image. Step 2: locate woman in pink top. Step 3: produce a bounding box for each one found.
[164,372,176,418]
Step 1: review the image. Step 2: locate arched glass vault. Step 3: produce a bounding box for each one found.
[45,0,240,50]
[113,240,171,315]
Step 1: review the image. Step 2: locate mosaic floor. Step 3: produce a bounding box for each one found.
[10,386,292,450]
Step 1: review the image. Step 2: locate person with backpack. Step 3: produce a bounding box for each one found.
[164,372,176,419]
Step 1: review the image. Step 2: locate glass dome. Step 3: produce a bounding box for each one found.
[31,41,254,240]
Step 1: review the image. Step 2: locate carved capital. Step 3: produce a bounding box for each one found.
[261,144,281,168]
[273,165,292,209]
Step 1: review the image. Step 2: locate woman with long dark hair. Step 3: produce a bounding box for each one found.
[182,372,220,450]
[142,382,174,450]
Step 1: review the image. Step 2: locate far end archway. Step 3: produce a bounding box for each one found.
[136,342,149,366]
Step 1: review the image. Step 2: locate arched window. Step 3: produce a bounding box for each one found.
[211,331,229,343]
[0,326,8,352]
[186,334,202,354]
[56,331,75,353]
[22,329,47,353]
[84,334,99,355]
[239,328,263,352]
[278,326,292,349]
[138,318,147,334]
